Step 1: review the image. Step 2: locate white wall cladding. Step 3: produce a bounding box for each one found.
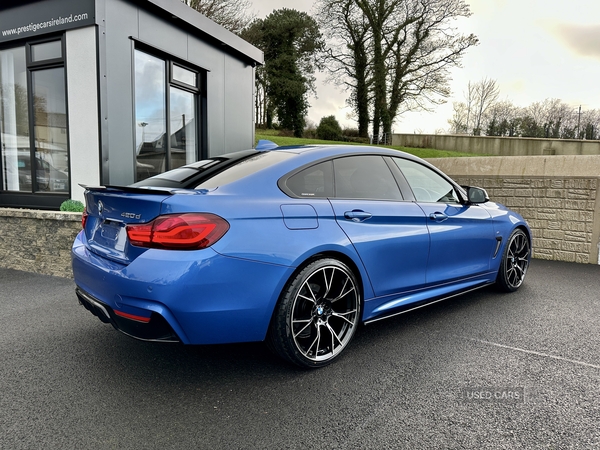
[66,26,100,202]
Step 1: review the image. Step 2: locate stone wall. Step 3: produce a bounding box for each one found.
[450,176,596,263]
[395,133,600,156]
[0,154,599,279]
[427,155,600,264]
[0,208,81,278]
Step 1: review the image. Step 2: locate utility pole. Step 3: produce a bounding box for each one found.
[577,105,581,139]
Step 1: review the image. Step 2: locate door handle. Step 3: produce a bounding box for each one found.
[344,210,372,222]
[429,212,448,222]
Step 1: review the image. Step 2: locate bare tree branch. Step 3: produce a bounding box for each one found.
[317,0,478,136]
[181,0,254,34]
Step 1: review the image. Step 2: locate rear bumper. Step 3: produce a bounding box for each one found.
[76,288,180,342]
[72,230,293,345]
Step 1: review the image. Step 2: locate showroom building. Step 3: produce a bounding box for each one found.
[0,0,263,209]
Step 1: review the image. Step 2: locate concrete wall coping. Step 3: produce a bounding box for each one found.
[402,133,600,144]
[426,155,600,178]
[0,208,82,222]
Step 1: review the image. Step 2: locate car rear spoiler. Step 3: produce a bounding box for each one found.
[79,184,202,196]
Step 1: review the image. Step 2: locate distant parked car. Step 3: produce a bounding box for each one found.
[7,152,68,192]
[72,143,531,368]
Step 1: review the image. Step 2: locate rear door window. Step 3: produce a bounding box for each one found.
[333,155,403,201]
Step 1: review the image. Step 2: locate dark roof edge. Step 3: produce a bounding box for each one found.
[146,0,263,65]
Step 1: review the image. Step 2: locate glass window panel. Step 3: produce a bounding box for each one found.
[31,41,62,62]
[196,152,292,189]
[135,50,166,181]
[169,86,196,169]
[392,158,459,203]
[333,156,403,200]
[286,161,333,198]
[172,64,196,87]
[0,47,30,192]
[31,67,69,193]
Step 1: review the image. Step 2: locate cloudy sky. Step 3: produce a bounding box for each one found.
[250,0,600,134]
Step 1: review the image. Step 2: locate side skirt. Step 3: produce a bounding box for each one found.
[363,282,493,325]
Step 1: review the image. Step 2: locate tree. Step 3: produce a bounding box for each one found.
[448,85,600,140]
[448,101,468,134]
[241,9,323,137]
[450,78,499,135]
[485,101,520,137]
[181,0,254,34]
[521,99,575,138]
[316,0,372,138]
[317,0,478,137]
[580,109,600,140]
[471,78,499,135]
[448,81,477,134]
[316,115,343,140]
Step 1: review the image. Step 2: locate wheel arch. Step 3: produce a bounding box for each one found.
[513,224,533,261]
[266,250,369,333]
[496,225,531,292]
[303,250,367,304]
[517,224,533,242]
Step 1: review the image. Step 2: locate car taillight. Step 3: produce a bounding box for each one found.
[82,209,88,229]
[126,213,229,250]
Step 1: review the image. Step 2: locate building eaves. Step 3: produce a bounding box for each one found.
[145,0,263,65]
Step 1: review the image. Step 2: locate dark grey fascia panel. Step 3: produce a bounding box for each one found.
[143,0,263,65]
[0,0,96,44]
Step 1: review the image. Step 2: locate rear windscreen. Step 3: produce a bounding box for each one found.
[130,151,253,188]
[196,152,292,189]
[130,150,292,189]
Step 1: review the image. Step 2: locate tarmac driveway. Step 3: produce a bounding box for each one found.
[1,259,599,449]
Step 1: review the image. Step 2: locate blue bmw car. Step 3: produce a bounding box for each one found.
[72,143,531,368]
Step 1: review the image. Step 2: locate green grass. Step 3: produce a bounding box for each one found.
[255,131,481,158]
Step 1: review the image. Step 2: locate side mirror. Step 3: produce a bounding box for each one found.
[465,186,489,204]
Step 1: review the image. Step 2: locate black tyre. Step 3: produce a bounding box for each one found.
[268,258,361,368]
[496,228,530,292]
